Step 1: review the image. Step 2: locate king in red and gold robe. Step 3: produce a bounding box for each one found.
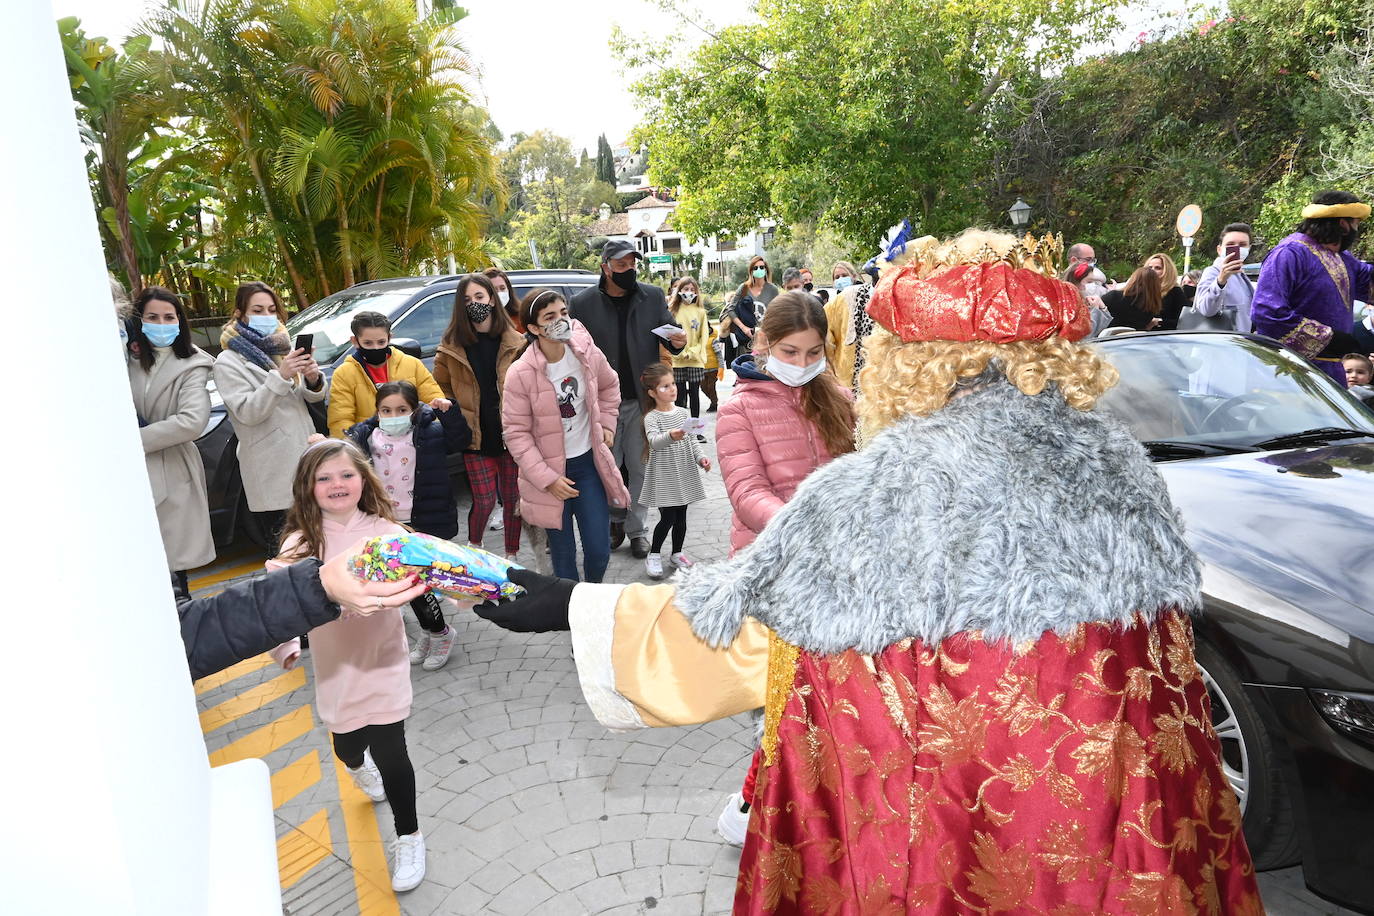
[564,375,1262,914]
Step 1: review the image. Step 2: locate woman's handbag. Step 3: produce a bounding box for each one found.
[1176,306,1235,332]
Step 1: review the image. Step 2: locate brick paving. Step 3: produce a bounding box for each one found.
[193,374,1356,915]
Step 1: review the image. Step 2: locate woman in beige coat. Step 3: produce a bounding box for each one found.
[128,286,217,591]
[213,282,326,543]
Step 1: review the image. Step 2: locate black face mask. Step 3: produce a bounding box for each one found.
[358,345,390,366]
[610,267,638,292]
[803,282,814,292]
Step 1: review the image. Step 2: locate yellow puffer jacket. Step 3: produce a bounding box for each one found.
[327,349,445,438]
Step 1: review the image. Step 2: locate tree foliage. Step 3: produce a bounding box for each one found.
[617,0,1117,246]
[61,0,501,311]
[989,0,1365,267]
[489,131,618,270]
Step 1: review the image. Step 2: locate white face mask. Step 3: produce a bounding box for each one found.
[1238,246,1251,262]
[768,354,826,387]
[497,289,510,306]
[680,290,696,303]
[1082,281,1108,298]
[541,316,573,341]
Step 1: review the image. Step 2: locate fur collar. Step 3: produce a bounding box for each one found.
[673,377,1201,654]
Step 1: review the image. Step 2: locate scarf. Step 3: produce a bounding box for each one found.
[850,284,874,391]
[221,320,290,373]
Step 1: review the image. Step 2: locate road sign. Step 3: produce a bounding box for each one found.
[649,253,673,273]
[1175,205,1202,239]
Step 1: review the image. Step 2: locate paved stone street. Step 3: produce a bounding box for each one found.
[191,375,1359,915]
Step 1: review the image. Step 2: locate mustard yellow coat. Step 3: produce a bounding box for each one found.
[327,349,445,438]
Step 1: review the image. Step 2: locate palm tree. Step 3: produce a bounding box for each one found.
[143,0,313,305]
[59,18,170,296]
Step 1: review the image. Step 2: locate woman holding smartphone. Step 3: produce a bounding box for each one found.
[213,281,328,545]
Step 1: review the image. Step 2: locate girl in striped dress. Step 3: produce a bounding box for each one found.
[639,362,712,579]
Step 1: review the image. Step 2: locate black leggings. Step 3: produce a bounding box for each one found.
[651,505,689,555]
[332,720,418,836]
[410,591,446,635]
[675,378,701,418]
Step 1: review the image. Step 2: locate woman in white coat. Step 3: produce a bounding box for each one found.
[128,286,217,592]
[213,281,326,545]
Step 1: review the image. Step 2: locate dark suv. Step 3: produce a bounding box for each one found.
[198,269,601,547]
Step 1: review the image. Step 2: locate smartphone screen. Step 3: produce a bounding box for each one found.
[294,333,314,352]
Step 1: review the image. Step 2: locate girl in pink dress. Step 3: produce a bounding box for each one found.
[268,440,427,893]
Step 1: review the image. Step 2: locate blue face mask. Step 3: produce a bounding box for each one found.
[246,314,279,336]
[834,276,853,291]
[143,322,180,348]
[378,415,412,436]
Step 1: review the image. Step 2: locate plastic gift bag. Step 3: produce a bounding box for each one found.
[351,533,524,602]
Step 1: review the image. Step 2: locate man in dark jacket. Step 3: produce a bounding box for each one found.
[175,540,427,680]
[570,240,686,557]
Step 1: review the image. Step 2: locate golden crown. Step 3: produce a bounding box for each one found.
[891,231,1064,280]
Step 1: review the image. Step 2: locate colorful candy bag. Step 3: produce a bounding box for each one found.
[351,533,524,602]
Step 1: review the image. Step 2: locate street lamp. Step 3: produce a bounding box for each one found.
[1008,198,1032,229]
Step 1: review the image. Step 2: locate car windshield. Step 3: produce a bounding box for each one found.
[1096,335,1374,450]
[285,288,417,363]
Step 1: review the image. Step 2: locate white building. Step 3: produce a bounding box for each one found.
[585,195,776,277]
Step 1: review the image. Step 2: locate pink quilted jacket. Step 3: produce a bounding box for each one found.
[716,369,847,554]
[501,322,631,530]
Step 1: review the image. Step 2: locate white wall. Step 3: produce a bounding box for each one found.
[0,4,215,912]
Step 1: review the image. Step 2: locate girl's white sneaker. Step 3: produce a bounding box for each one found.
[670,552,694,569]
[645,553,665,579]
[408,632,431,666]
[390,831,426,892]
[348,752,386,802]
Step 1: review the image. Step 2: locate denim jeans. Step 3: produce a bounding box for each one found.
[546,450,611,582]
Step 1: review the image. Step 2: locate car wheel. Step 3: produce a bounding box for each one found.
[1195,641,1301,869]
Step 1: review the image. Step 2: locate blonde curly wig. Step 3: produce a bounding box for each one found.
[857,331,1119,441]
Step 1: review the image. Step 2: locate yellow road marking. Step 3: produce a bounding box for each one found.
[208,706,314,767]
[277,808,333,890]
[332,754,400,915]
[189,557,267,591]
[272,750,322,809]
[195,653,273,695]
[199,667,307,734]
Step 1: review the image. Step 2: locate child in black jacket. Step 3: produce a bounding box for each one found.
[347,381,471,670]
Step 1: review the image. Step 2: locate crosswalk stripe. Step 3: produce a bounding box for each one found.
[278,809,333,890]
[194,653,273,695]
[199,666,307,734]
[208,705,314,767]
[272,750,322,809]
[189,558,266,591]
[331,754,400,915]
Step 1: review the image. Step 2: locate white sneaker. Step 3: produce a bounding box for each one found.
[390,831,426,892]
[645,553,665,579]
[670,552,694,569]
[489,516,504,530]
[348,752,387,802]
[717,792,749,846]
[505,554,519,564]
[422,627,454,671]
[408,632,431,666]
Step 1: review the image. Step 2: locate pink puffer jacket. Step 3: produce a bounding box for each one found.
[716,364,848,554]
[501,322,631,530]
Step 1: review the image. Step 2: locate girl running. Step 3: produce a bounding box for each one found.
[268,440,427,893]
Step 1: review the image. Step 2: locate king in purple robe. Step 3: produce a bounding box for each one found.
[1252,190,1374,385]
